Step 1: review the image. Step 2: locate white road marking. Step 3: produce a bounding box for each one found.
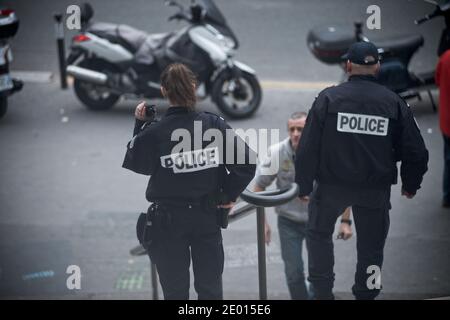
[10,71,53,83]
[224,243,282,268]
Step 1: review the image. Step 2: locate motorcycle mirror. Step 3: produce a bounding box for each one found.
[415,2,444,24]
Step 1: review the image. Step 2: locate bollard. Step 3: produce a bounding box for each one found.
[256,206,267,300]
[53,13,67,89]
[354,21,364,42]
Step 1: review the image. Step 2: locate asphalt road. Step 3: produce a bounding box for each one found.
[0,0,449,299]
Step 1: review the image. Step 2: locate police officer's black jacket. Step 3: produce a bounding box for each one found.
[122,106,256,203]
[295,75,429,196]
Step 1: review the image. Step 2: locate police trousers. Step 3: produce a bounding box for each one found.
[306,183,391,300]
[147,202,224,300]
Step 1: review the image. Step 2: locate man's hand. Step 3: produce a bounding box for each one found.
[401,188,415,199]
[299,196,310,203]
[135,101,150,121]
[337,222,353,240]
[264,220,271,245]
[217,202,235,210]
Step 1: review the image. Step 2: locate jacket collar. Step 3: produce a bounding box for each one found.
[164,106,191,117]
[348,74,378,83]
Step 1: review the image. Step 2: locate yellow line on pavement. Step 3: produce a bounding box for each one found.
[65,76,335,91]
[261,80,336,90]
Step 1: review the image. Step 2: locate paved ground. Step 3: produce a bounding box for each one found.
[0,0,449,299]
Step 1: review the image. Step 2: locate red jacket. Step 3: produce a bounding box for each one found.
[436,50,450,137]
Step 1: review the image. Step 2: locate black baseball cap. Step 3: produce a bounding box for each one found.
[342,41,379,65]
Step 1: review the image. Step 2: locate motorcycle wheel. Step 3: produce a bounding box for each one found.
[211,70,262,119]
[0,96,7,119]
[73,59,120,111]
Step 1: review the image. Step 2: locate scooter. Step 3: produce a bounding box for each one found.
[307,0,449,112]
[0,8,24,119]
[66,0,262,118]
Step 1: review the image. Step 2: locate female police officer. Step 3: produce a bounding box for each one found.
[123,63,256,300]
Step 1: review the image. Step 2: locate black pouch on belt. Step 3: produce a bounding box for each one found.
[136,204,157,249]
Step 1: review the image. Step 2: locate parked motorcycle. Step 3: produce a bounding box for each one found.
[0,8,23,119]
[66,0,262,118]
[307,0,449,111]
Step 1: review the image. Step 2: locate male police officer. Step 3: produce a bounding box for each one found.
[295,42,429,300]
[254,111,353,300]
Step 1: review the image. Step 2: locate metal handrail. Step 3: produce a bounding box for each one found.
[239,183,299,299]
[240,184,299,207]
[130,183,299,300]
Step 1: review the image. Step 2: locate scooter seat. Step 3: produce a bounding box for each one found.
[134,33,173,66]
[375,34,424,58]
[145,33,172,50]
[87,22,149,54]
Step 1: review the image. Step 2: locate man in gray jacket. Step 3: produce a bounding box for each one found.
[254,111,352,299]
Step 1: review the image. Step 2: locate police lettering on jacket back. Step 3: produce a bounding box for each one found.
[160,147,220,173]
[337,112,389,136]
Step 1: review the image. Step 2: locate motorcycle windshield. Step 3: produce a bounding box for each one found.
[200,0,226,25]
[200,0,239,48]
